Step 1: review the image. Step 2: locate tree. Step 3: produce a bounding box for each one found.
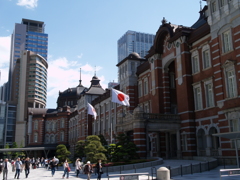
[11,142,18,158]
[98,134,108,146]
[56,144,71,163]
[75,140,85,159]
[111,133,139,162]
[84,135,107,163]
[4,143,11,159]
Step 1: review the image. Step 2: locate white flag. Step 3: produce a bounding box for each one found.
[87,103,97,120]
[111,88,130,106]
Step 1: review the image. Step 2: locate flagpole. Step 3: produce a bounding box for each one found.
[86,106,88,137]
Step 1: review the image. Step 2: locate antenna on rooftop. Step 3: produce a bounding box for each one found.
[94,65,96,76]
[80,68,81,81]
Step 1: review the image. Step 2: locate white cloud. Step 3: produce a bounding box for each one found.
[77,53,83,59]
[47,57,107,102]
[0,35,11,85]
[16,0,38,9]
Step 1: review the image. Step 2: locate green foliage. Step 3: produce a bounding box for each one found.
[56,144,71,163]
[84,135,107,163]
[98,134,108,146]
[75,140,85,158]
[110,133,139,162]
[4,143,11,158]
[11,142,18,158]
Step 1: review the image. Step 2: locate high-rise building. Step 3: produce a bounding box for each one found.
[117,30,155,63]
[13,50,48,145]
[8,18,48,101]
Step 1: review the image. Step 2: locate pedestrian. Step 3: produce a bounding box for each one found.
[2,158,11,180]
[14,157,22,179]
[62,159,70,179]
[44,158,48,169]
[84,161,93,180]
[0,159,3,174]
[49,158,57,177]
[75,158,82,177]
[96,159,103,180]
[25,157,30,178]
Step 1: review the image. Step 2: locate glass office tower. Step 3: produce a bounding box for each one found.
[117,30,155,63]
[8,18,48,101]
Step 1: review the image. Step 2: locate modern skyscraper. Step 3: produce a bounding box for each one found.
[117,30,155,63]
[13,50,48,145]
[8,18,48,101]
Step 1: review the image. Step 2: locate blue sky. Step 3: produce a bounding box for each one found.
[0,0,207,108]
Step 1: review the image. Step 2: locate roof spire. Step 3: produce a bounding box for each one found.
[200,0,202,11]
[94,65,96,76]
[77,67,83,87]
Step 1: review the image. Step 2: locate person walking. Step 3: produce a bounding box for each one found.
[2,158,11,180]
[25,157,30,178]
[75,158,82,177]
[14,158,22,179]
[96,159,103,180]
[62,159,70,179]
[49,158,57,177]
[84,161,93,180]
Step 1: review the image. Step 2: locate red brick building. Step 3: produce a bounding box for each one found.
[27,1,240,162]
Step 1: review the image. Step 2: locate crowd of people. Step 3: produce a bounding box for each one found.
[0,157,103,180]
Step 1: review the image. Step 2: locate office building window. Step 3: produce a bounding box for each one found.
[34,133,38,143]
[138,81,142,97]
[143,78,148,95]
[222,30,232,53]
[220,0,225,7]
[211,1,217,12]
[60,131,64,141]
[60,119,64,128]
[34,121,38,130]
[202,45,211,69]
[204,80,214,108]
[193,83,203,110]
[226,69,237,98]
[191,51,200,74]
[230,119,239,132]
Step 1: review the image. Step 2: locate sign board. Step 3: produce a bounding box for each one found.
[119,175,138,180]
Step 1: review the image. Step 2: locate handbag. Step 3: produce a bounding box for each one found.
[67,166,71,172]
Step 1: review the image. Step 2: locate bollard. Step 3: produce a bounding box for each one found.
[180,165,182,176]
[191,163,192,174]
[134,165,136,173]
[169,166,171,178]
[107,166,108,176]
[157,167,170,180]
[200,162,201,173]
[120,166,122,174]
[223,158,225,169]
[208,161,210,171]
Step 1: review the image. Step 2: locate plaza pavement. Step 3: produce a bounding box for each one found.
[2,159,238,180]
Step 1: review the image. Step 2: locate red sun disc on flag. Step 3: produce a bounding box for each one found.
[117,94,125,101]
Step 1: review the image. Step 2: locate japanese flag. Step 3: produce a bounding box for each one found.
[87,103,97,120]
[111,88,130,106]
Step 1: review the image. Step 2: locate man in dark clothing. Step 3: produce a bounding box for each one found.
[49,159,57,177]
[24,157,30,178]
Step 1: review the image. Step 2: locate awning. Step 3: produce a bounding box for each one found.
[213,132,240,140]
[213,132,240,168]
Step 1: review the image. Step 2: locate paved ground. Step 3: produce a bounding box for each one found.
[2,160,239,180]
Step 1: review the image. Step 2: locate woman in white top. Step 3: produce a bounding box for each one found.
[62,160,70,179]
[75,158,82,177]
